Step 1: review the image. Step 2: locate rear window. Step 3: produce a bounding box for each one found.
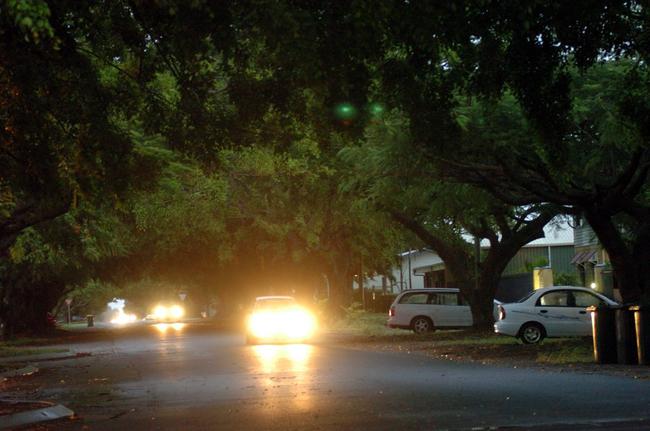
[399,292,429,304]
[517,291,536,303]
[430,292,459,306]
[573,291,605,307]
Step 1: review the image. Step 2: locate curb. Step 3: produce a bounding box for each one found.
[0,402,74,430]
[0,350,75,365]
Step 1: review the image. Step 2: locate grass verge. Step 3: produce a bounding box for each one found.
[331,311,594,365]
[0,345,69,358]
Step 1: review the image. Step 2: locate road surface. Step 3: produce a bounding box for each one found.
[5,323,650,430]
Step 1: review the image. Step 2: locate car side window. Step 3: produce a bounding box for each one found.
[573,291,605,308]
[430,293,459,306]
[537,291,569,307]
[399,293,430,304]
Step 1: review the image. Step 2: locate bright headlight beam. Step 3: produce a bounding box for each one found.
[247,308,316,341]
[170,305,184,320]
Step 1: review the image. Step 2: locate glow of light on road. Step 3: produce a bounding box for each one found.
[153,322,186,334]
[252,344,312,373]
[252,344,314,411]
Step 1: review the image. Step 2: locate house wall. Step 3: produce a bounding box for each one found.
[551,246,577,275]
[575,224,599,247]
[502,245,577,278]
[363,244,577,297]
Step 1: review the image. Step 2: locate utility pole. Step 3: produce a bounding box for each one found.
[474,236,481,291]
[408,249,412,290]
[65,298,72,324]
[360,258,365,310]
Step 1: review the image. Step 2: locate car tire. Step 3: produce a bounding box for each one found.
[411,316,434,334]
[519,322,545,344]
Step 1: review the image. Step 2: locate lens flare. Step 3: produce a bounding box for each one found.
[108,298,137,324]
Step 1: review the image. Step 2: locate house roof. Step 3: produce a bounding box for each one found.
[525,224,574,247]
[570,250,597,264]
[399,221,574,258]
[471,222,574,248]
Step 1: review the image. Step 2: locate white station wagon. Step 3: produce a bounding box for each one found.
[494,286,618,344]
[387,288,478,333]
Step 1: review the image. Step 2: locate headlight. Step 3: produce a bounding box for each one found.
[170,305,185,320]
[247,308,316,340]
[153,305,168,320]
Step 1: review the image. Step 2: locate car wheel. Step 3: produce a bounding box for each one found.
[519,323,545,344]
[411,316,434,334]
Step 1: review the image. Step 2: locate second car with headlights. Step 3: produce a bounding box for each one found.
[150,303,185,322]
[246,296,316,344]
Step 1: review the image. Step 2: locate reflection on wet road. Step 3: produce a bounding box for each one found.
[19,324,650,430]
[251,344,314,413]
[153,322,186,334]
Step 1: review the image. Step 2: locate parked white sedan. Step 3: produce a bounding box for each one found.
[494,286,618,344]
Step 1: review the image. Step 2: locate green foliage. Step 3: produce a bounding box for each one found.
[554,273,579,286]
[523,257,550,273]
[2,0,54,43]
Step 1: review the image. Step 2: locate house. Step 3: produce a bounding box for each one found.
[572,217,616,299]
[362,224,578,302]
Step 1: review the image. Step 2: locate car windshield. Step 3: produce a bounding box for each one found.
[254,298,296,310]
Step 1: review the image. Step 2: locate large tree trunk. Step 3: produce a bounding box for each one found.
[390,208,553,330]
[584,211,650,303]
[325,258,353,315]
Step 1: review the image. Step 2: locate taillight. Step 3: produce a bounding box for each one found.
[389,306,395,317]
[498,305,506,320]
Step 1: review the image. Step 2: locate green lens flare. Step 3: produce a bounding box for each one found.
[369,103,384,116]
[334,103,357,120]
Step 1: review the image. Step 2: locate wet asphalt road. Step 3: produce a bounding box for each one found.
[11,323,650,430]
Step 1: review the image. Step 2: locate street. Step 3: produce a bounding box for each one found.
[3,323,650,430]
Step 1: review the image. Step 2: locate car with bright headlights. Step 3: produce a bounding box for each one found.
[494,286,618,344]
[148,303,185,322]
[245,296,316,344]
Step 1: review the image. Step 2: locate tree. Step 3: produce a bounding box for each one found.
[341,114,558,327]
[0,203,130,337]
[324,1,650,302]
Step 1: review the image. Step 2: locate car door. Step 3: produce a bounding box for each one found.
[536,290,581,336]
[572,290,607,335]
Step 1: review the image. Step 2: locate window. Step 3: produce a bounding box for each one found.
[399,293,429,304]
[430,292,458,306]
[573,291,604,308]
[538,291,569,307]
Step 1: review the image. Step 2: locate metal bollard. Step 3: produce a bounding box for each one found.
[630,305,650,365]
[615,306,638,365]
[588,305,617,364]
